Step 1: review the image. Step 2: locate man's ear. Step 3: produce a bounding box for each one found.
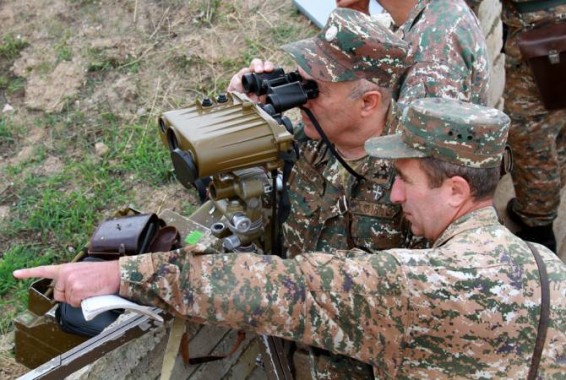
[446,176,471,207]
[360,90,382,116]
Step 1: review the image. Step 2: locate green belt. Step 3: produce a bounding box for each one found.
[513,0,566,13]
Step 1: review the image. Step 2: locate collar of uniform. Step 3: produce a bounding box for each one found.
[433,206,501,248]
[399,0,429,35]
[325,151,370,188]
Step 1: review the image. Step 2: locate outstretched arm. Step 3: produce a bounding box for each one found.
[119,245,407,365]
[14,244,407,366]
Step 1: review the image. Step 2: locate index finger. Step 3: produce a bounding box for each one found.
[13,265,60,280]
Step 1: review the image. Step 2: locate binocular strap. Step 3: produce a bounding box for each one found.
[299,107,365,182]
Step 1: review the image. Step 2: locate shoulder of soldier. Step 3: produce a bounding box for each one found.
[416,0,481,32]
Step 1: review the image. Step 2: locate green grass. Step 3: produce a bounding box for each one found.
[4,76,25,95]
[0,117,13,140]
[55,41,73,62]
[0,108,173,332]
[0,34,28,61]
[0,245,56,334]
[0,34,28,96]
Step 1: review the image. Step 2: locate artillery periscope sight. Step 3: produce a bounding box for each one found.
[158,70,318,252]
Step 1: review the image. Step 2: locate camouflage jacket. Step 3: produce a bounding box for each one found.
[119,206,566,378]
[396,0,489,106]
[283,101,415,258]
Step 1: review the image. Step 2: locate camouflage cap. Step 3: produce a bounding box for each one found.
[364,98,510,168]
[280,8,410,88]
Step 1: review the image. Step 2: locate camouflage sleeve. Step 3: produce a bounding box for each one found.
[292,120,309,143]
[399,60,477,104]
[119,245,409,365]
[399,2,489,106]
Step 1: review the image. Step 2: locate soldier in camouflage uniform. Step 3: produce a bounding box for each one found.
[230,9,415,377]
[339,0,490,105]
[228,9,414,378]
[227,9,415,257]
[294,8,413,377]
[228,5,487,377]
[499,1,566,252]
[277,9,413,256]
[17,97,566,378]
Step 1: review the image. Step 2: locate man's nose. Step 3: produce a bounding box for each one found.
[390,176,404,204]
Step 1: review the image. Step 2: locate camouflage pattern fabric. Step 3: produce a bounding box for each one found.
[119,207,566,378]
[502,3,566,226]
[395,0,489,106]
[279,7,415,379]
[284,102,414,258]
[281,7,411,89]
[505,74,566,226]
[284,143,408,255]
[365,97,510,168]
[284,102,416,379]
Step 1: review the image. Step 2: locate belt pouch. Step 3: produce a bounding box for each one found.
[517,22,566,110]
[88,213,163,258]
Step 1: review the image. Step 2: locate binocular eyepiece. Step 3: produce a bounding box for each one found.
[242,68,319,114]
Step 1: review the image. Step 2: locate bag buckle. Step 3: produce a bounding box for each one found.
[549,49,560,64]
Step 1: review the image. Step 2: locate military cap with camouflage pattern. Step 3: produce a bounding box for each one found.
[364,97,510,168]
[281,8,410,89]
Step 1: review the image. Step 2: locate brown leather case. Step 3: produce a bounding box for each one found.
[88,213,164,258]
[517,22,566,111]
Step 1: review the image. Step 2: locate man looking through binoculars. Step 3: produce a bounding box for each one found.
[229,8,416,255]
[228,7,419,378]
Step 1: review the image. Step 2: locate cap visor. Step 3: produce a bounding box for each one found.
[364,134,427,159]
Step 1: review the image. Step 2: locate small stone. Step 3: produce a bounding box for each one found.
[95,142,110,156]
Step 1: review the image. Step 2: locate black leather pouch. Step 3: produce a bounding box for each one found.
[518,22,566,110]
[88,213,164,258]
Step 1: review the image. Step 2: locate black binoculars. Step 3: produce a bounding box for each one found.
[242,68,319,113]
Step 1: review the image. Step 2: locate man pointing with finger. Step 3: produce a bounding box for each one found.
[15,97,566,378]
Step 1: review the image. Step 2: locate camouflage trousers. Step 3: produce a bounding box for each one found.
[504,60,566,226]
